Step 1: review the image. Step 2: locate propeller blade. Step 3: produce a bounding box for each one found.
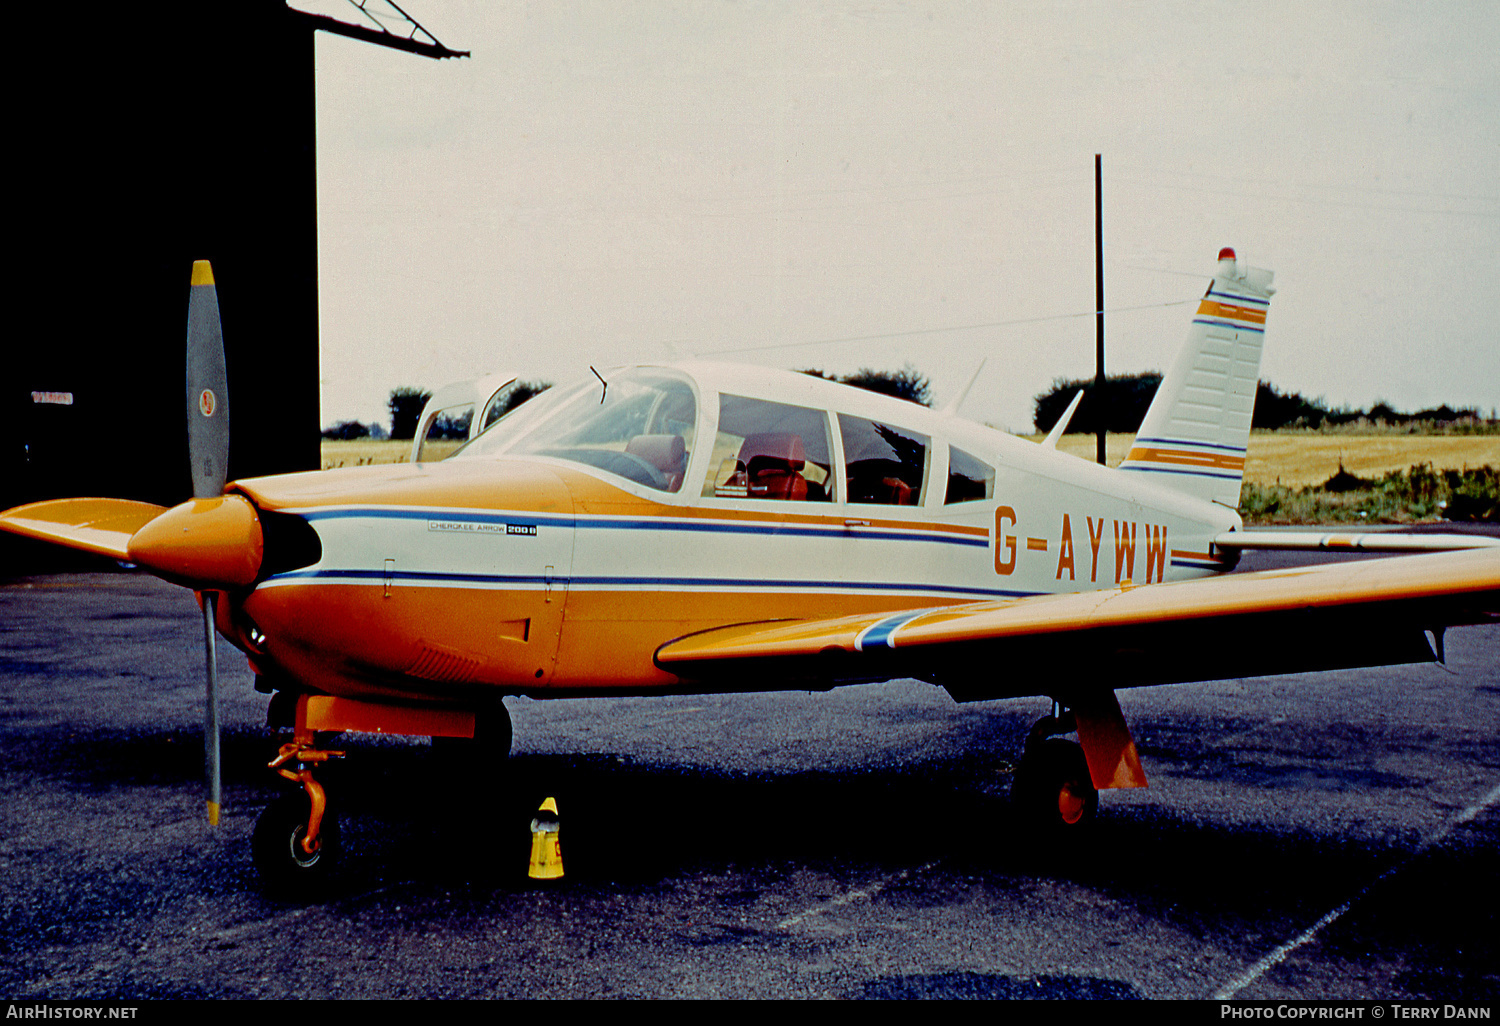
[188,260,228,826]
[187,260,229,499]
[203,591,222,826]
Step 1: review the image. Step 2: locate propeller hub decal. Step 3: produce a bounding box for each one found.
[199,389,217,418]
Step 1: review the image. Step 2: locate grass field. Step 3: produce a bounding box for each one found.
[1038,432,1500,487]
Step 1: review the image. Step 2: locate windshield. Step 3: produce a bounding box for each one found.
[455,368,698,493]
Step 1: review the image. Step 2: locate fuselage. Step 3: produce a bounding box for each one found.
[218,362,1241,706]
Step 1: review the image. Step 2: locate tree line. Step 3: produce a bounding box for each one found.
[322,382,554,441]
[1032,373,1487,433]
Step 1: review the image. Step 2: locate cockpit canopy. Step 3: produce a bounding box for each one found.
[453,364,997,508]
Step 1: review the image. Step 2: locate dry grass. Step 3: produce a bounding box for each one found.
[1034,432,1500,487]
[321,439,427,469]
[1240,433,1499,488]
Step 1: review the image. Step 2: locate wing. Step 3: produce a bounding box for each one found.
[655,547,1500,701]
[1,498,169,561]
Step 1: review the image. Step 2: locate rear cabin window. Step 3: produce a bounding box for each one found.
[705,395,834,502]
[945,446,995,504]
[839,415,929,506]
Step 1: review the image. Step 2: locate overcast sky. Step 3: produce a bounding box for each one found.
[304,1,1499,433]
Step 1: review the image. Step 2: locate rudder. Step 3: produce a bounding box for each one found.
[1118,248,1274,507]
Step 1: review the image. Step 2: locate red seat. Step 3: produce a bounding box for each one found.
[739,433,807,501]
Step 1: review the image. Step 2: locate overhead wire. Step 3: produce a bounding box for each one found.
[695,299,1190,356]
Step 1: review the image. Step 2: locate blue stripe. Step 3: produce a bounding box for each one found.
[298,507,989,548]
[301,508,575,529]
[1119,465,1242,482]
[267,567,1034,600]
[1193,317,1265,335]
[268,568,551,586]
[1206,289,1269,307]
[1134,436,1248,453]
[856,608,933,651]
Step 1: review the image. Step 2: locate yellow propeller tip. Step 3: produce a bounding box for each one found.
[191,260,215,286]
[207,801,221,826]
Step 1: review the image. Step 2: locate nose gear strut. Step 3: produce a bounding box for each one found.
[267,735,345,857]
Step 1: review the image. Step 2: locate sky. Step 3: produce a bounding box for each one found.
[304,0,1500,434]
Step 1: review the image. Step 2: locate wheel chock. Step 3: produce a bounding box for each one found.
[528,797,563,880]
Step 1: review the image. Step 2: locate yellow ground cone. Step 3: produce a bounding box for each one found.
[528,797,563,880]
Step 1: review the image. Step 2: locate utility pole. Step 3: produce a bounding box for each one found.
[1095,154,1106,466]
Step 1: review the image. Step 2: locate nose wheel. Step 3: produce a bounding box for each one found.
[252,789,341,890]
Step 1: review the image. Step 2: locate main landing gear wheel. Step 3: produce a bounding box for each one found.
[1012,737,1098,831]
[252,790,340,891]
[434,701,513,787]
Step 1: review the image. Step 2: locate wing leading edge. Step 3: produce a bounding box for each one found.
[655,548,1500,701]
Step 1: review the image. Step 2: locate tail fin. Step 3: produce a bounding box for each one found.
[1118,248,1274,507]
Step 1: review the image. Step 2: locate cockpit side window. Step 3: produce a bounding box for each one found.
[415,403,474,463]
[839,415,929,506]
[945,446,995,504]
[705,395,834,502]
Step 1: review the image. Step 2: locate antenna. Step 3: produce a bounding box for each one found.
[939,359,986,416]
[289,1,470,59]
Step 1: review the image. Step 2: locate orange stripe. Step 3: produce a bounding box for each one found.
[563,469,991,537]
[1126,447,1246,471]
[1197,299,1267,324]
[1026,537,1048,551]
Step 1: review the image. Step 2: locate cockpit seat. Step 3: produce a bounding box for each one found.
[626,434,687,491]
[739,433,807,501]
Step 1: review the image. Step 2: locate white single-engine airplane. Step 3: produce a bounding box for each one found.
[4,250,1497,888]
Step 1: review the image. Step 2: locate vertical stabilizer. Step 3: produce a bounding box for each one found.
[1118,248,1274,507]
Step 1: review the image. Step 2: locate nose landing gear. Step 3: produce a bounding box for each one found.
[252,734,345,891]
[250,693,486,891]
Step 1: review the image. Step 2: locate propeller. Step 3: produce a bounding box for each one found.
[187,260,229,826]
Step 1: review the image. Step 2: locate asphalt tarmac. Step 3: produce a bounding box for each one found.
[1,548,1496,1001]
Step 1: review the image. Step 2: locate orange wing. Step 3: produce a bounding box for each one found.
[655,548,1500,701]
[1,498,168,561]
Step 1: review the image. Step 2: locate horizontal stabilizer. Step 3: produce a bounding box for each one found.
[0,498,168,561]
[1215,531,1499,553]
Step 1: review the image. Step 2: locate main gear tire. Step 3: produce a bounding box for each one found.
[433,700,513,788]
[1012,737,1098,831]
